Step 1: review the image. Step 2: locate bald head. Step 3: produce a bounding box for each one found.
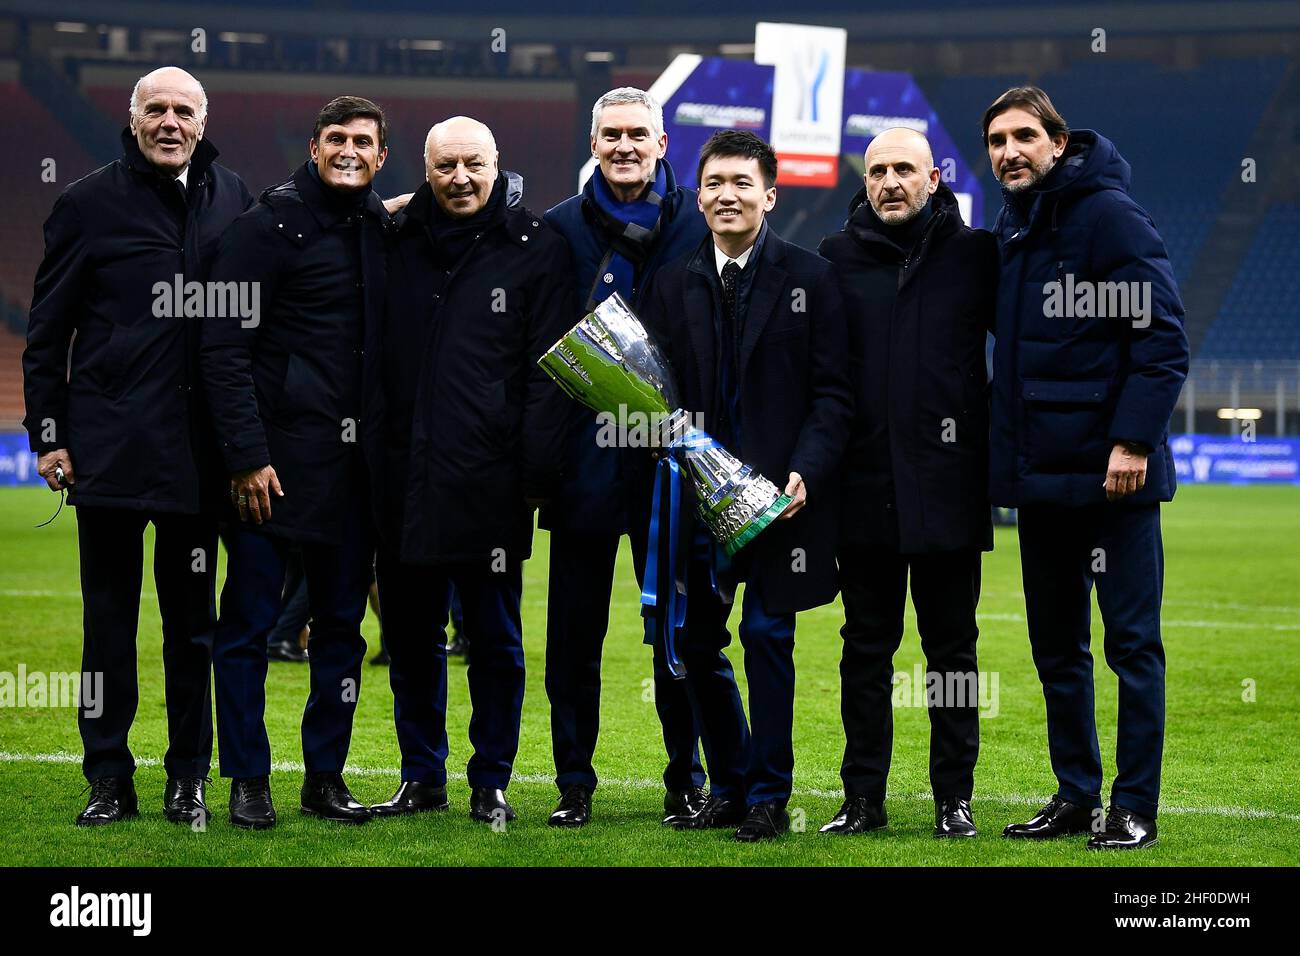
[425,115,500,218]
[863,126,938,224]
[129,67,208,175]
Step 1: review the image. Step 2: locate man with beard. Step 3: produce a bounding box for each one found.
[369,116,574,824]
[200,95,390,828]
[818,127,997,838]
[983,87,1188,850]
[540,87,709,828]
[24,66,252,826]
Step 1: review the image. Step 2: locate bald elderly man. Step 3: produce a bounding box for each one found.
[370,116,575,823]
[818,127,998,837]
[23,67,253,826]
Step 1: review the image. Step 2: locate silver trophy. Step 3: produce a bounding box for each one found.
[539,292,792,556]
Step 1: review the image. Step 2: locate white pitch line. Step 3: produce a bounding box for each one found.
[977,612,1300,632]
[3,750,1297,824]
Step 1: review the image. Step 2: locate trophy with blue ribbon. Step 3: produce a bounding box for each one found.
[538,293,793,676]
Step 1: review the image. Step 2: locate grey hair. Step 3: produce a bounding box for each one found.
[129,68,208,123]
[589,87,663,140]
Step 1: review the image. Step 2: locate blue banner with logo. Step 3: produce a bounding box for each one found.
[1170,434,1300,484]
[0,432,39,486]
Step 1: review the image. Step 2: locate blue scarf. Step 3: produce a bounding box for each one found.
[584,160,667,309]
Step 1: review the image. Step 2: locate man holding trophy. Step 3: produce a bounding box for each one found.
[541,130,852,841]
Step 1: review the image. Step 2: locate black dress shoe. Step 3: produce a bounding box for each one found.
[819,795,887,834]
[300,772,372,824]
[667,794,746,830]
[76,777,139,827]
[1003,795,1097,839]
[163,776,209,825]
[548,785,593,828]
[734,802,789,842]
[446,631,469,657]
[470,787,516,823]
[934,797,977,838]
[267,639,309,663]
[662,785,708,824]
[230,776,277,829]
[368,649,390,666]
[1087,806,1158,850]
[371,781,449,817]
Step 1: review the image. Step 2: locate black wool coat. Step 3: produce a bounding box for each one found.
[24,131,253,513]
[642,228,854,615]
[819,182,998,554]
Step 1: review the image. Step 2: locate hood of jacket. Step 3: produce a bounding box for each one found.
[999,129,1131,231]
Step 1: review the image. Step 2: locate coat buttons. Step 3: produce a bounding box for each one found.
[521,234,529,241]
[603,273,613,284]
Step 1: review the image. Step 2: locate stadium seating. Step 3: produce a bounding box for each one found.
[1199,202,1300,359]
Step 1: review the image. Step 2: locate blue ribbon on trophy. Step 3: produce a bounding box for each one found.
[538,293,792,679]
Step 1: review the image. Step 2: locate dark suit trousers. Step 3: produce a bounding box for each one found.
[837,545,982,802]
[377,553,525,791]
[545,527,705,793]
[75,506,216,781]
[1017,502,1166,820]
[675,532,796,806]
[212,507,372,779]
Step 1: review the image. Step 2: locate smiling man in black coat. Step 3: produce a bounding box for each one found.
[200,96,390,828]
[369,116,575,825]
[643,130,853,841]
[818,127,998,839]
[23,67,252,828]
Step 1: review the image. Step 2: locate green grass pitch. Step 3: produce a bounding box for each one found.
[0,484,1297,866]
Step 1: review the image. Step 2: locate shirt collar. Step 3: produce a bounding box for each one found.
[714,236,756,275]
[174,165,189,189]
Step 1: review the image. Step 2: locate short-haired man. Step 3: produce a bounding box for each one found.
[370,116,575,824]
[200,95,390,828]
[24,67,252,826]
[818,128,998,838]
[643,130,852,841]
[982,87,1188,849]
[540,87,710,828]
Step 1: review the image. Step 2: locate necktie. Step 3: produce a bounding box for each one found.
[721,260,740,323]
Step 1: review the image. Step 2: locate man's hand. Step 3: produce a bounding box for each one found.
[1104,442,1148,501]
[383,192,414,216]
[231,465,283,524]
[36,449,74,491]
[778,471,807,520]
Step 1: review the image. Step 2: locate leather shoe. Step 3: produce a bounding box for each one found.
[548,785,593,828]
[819,795,887,834]
[1003,795,1097,839]
[734,801,789,842]
[1087,806,1158,850]
[163,776,209,825]
[470,787,516,823]
[667,794,746,830]
[267,639,308,662]
[371,781,449,817]
[76,777,139,826]
[230,776,277,829]
[662,785,708,824]
[934,797,977,838]
[300,772,372,823]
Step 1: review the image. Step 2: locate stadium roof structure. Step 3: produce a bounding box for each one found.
[2,0,1298,43]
